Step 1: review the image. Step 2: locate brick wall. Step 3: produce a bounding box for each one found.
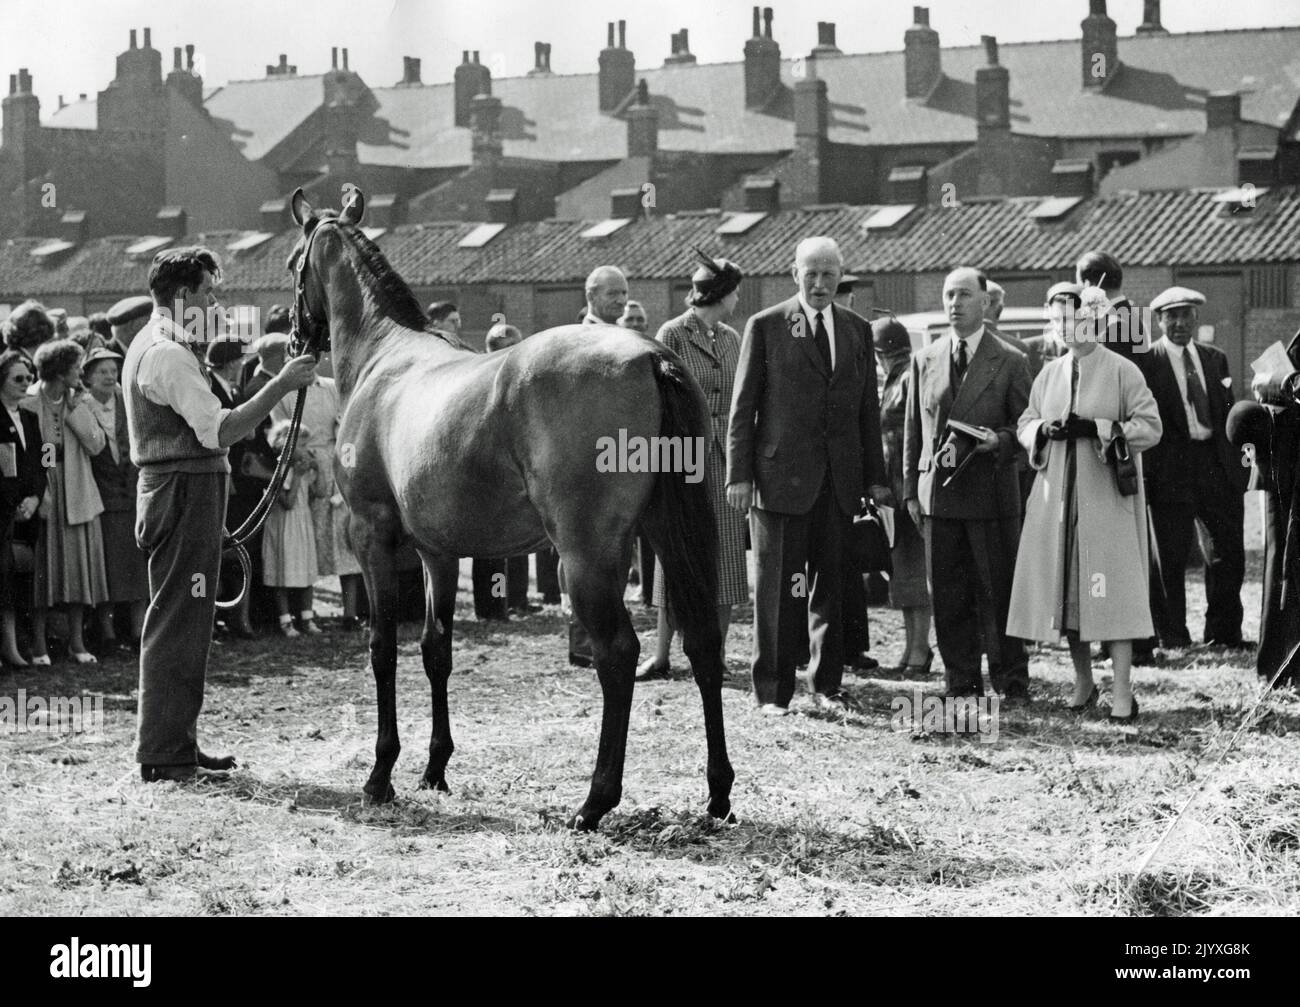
[913,271,947,313]
[1121,266,1174,309]
[1246,308,1300,371]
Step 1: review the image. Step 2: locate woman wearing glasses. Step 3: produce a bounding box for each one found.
[0,351,47,665]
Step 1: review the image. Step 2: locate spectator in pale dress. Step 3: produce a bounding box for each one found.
[83,347,148,648]
[262,418,321,637]
[22,339,110,664]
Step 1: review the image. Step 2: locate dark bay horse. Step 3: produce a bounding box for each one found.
[287,187,733,829]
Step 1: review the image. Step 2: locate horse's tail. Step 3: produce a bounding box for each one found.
[639,352,721,652]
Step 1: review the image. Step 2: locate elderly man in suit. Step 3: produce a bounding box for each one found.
[727,237,889,713]
[1138,286,1247,649]
[584,266,629,326]
[904,267,1032,701]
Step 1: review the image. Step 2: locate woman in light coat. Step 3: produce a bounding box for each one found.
[1007,283,1162,721]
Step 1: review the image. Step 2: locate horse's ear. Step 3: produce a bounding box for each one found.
[340,184,365,226]
[290,188,313,227]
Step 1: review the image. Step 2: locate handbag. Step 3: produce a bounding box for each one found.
[848,501,893,575]
[1106,429,1139,497]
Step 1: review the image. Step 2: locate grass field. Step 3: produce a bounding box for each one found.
[2,560,1298,917]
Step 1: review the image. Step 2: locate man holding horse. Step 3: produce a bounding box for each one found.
[125,246,318,783]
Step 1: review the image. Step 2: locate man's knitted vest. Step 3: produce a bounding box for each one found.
[123,324,228,473]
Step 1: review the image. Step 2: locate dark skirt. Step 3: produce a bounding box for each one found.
[101,508,150,603]
[888,516,929,609]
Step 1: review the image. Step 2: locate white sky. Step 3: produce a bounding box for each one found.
[2,0,1298,109]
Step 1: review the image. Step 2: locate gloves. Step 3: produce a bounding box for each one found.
[1060,413,1098,440]
[1041,419,1067,442]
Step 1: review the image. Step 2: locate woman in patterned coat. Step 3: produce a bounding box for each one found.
[637,253,750,678]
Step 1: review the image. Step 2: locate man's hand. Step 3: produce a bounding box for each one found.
[16,495,38,521]
[274,354,318,393]
[906,498,922,528]
[973,428,1000,454]
[868,484,896,508]
[726,481,753,512]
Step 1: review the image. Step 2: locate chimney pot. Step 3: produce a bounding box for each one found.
[618,20,626,49]
[763,7,773,38]
[143,27,151,49]
[982,35,998,65]
[1137,0,1166,34]
[913,6,929,27]
[173,47,182,70]
[472,50,480,64]
[279,53,288,68]
[608,22,616,48]
[78,92,85,100]
[342,48,349,70]
[8,75,15,96]
[752,6,761,37]
[130,29,138,49]
[187,44,195,70]
[57,94,64,109]
[332,46,338,69]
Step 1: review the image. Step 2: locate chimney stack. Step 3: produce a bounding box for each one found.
[1081,0,1119,90]
[598,20,635,111]
[1136,0,1167,34]
[626,79,659,156]
[904,7,941,99]
[1206,90,1241,131]
[812,22,842,58]
[744,6,781,110]
[167,42,204,104]
[665,29,696,66]
[975,35,1009,131]
[528,42,553,77]
[454,50,493,127]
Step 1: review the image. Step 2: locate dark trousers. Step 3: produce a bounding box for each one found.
[750,477,850,706]
[535,547,561,603]
[1148,444,1245,646]
[134,469,227,766]
[923,514,1027,694]
[472,555,530,618]
[794,564,870,665]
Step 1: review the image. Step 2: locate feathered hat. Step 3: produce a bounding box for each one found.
[686,246,743,307]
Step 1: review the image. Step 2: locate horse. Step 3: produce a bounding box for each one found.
[285,187,734,830]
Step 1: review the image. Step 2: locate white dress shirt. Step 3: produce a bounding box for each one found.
[950,324,986,368]
[1161,337,1213,441]
[132,311,231,450]
[797,295,836,370]
[5,403,25,449]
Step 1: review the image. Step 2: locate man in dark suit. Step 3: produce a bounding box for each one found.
[1138,286,1248,648]
[1076,250,1151,362]
[903,267,1032,701]
[727,237,890,714]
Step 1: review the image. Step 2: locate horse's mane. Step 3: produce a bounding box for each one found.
[315,211,469,350]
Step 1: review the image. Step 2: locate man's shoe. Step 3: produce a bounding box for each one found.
[757,703,790,717]
[848,652,880,673]
[813,691,858,713]
[197,750,237,771]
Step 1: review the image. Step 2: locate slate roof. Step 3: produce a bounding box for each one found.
[193,25,1300,172]
[3,186,1297,302]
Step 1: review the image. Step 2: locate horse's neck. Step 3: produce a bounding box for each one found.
[330,308,459,403]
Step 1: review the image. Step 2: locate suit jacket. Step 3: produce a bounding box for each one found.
[240,366,277,479]
[903,329,1031,520]
[1138,339,1246,505]
[727,297,885,516]
[1021,331,1067,381]
[0,403,46,519]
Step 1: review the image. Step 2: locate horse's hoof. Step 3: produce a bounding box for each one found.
[418,774,449,793]
[363,782,396,805]
[708,798,734,823]
[568,813,598,832]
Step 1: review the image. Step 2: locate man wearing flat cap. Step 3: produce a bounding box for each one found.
[1138,286,1247,649]
[105,295,154,360]
[728,236,890,713]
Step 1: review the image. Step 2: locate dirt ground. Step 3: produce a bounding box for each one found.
[2,558,1298,917]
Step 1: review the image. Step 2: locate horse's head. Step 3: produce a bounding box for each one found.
[286,186,366,356]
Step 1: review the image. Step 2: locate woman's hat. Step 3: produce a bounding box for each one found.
[871,317,911,356]
[686,247,743,307]
[80,346,123,373]
[1045,281,1084,306]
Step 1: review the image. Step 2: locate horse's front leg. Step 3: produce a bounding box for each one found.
[355,513,402,805]
[418,553,458,792]
[566,561,639,831]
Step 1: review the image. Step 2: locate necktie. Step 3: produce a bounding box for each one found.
[813,311,832,372]
[1182,345,1211,428]
[955,338,969,382]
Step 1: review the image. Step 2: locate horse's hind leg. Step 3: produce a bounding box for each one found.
[353,508,403,805]
[565,555,640,831]
[680,615,735,822]
[417,552,458,792]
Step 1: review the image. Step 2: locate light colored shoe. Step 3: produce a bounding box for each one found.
[70,651,98,665]
[278,624,300,639]
[758,703,790,717]
[30,654,52,666]
[300,619,322,635]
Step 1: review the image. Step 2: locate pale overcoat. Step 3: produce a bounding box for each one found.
[1007,347,1162,642]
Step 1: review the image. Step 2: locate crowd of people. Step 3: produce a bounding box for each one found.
[1,235,1291,779]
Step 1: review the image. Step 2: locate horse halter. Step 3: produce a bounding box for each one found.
[289,216,338,358]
